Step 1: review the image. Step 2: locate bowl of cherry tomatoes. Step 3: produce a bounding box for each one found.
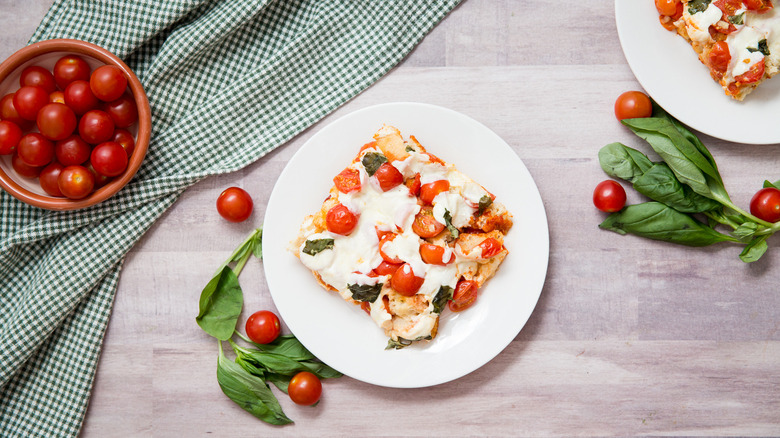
[0,39,151,210]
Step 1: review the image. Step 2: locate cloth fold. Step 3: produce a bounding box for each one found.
[0,0,460,435]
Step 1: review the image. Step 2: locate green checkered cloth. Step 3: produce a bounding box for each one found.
[0,0,459,435]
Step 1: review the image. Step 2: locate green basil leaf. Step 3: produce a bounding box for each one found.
[236,355,266,379]
[432,285,453,314]
[405,145,416,152]
[739,235,769,263]
[251,229,263,259]
[652,104,720,176]
[252,335,315,361]
[348,283,383,302]
[265,373,291,394]
[732,222,758,240]
[633,163,721,213]
[688,0,712,14]
[598,142,653,182]
[599,202,736,247]
[386,338,413,350]
[298,360,343,379]
[217,348,292,425]
[361,152,387,176]
[196,266,243,341]
[302,238,334,256]
[242,351,309,376]
[764,180,780,189]
[443,209,459,239]
[748,39,769,56]
[728,12,744,25]
[477,195,493,215]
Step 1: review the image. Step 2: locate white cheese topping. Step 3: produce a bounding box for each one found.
[746,7,780,70]
[432,192,476,228]
[685,3,723,44]
[727,24,768,78]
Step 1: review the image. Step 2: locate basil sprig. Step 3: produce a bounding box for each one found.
[443,209,459,239]
[197,228,342,425]
[302,238,334,256]
[598,105,780,262]
[361,152,388,176]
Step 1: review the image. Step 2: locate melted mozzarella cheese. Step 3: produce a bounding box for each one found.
[746,7,780,70]
[685,3,723,44]
[432,192,476,228]
[727,25,768,78]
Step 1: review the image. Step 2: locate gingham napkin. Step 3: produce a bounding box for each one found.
[0,1,459,435]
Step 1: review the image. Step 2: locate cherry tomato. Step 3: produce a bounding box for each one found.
[478,237,502,258]
[449,279,478,312]
[111,128,135,157]
[90,65,127,102]
[58,165,95,199]
[64,80,100,115]
[708,41,731,74]
[333,167,361,193]
[420,179,450,205]
[53,55,91,89]
[0,120,23,155]
[750,187,780,223]
[593,180,627,213]
[20,66,56,94]
[614,91,653,121]
[288,371,322,406]
[390,263,424,296]
[420,243,453,265]
[412,207,445,238]
[11,153,42,178]
[90,141,128,177]
[86,162,112,188]
[734,59,765,84]
[55,135,91,166]
[13,86,49,121]
[78,110,115,144]
[245,310,281,344]
[49,90,65,104]
[39,162,64,197]
[36,103,77,141]
[216,187,254,222]
[103,93,138,128]
[655,0,680,15]
[378,233,404,264]
[17,133,54,167]
[405,173,421,196]
[374,162,404,191]
[743,0,773,12]
[1,93,29,126]
[373,260,402,276]
[326,203,358,235]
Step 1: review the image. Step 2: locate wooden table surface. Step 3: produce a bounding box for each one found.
[3,1,779,436]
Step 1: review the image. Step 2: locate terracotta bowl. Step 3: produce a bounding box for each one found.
[0,39,151,210]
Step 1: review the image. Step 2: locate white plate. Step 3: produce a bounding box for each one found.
[262,102,549,388]
[615,1,780,144]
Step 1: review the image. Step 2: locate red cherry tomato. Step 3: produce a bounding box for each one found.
[39,162,65,197]
[449,279,479,312]
[20,66,56,94]
[17,133,54,167]
[419,243,453,265]
[743,0,773,12]
[734,59,765,84]
[90,141,129,177]
[326,203,358,235]
[614,91,653,121]
[90,65,128,102]
[374,162,404,191]
[11,153,42,178]
[13,86,49,121]
[373,260,402,276]
[378,233,403,264]
[86,162,112,188]
[64,80,100,115]
[411,207,445,238]
[245,310,281,344]
[49,90,65,104]
[78,110,115,144]
[58,165,95,199]
[478,237,502,258]
[750,187,780,223]
[1,93,29,126]
[288,371,322,406]
[55,135,91,166]
[103,93,138,128]
[333,167,361,193]
[593,180,627,213]
[420,179,450,205]
[53,55,91,89]
[655,0,681,15]
[111,128,135,157]
[708,41,731,74]
[0,120,23,155]
[216,187,254,222]
[405,173,421,196]
[36,103,77,141]
[390,263,424,296]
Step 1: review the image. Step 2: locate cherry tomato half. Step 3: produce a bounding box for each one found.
[58,165,95,199]
[593,180,627,213]
[37,103,77,141]
[378,233,403,264]
[655,0,681,16]
[0,120,23,155]
[17,133,54,167]
[744,0,774,12]
[708,41,731,74]
[478,237,502,258]
[390,263,424,296]
[449,279,479,312]
[245,310,281,344]
[373,260,402,276]
[90,141,129,177]
[90,65,128,102]
[333,167,361,193]
[39,162,64,197]
[420,179,450,205]
[53,55,91,89]
[734,59,765,84]
[13,86,49,121]
[326,203,358,235]
[55,135,91,166]
[111,128,135,157]
[419,243,453,265]
[20,66,56,94]
[614,91,653,121]
[750,187,780,223]
[78,110,115,144]
[103,93,138,128]
[64,80,100,115]
[412,207,445,238]
[374,162,404,192]
[288,371,322,406]
[405,173,421,196]
[216,187,254,222]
